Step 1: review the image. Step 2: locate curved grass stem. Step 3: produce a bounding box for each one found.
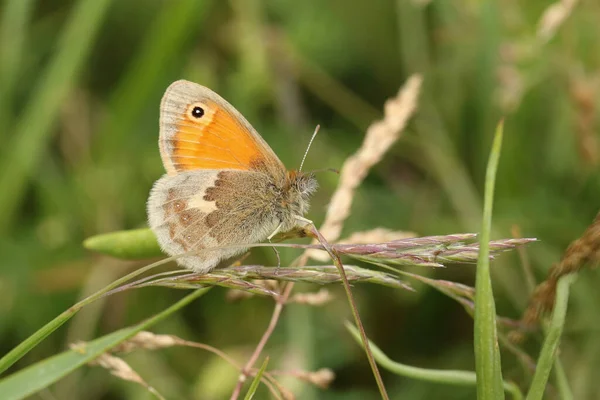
[345,322,523,400]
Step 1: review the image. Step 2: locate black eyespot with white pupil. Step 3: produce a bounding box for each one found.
[191,106,204,118]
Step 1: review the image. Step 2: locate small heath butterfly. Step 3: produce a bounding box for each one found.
[147,80,318,272]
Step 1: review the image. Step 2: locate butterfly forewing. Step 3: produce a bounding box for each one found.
[159,80,285,180]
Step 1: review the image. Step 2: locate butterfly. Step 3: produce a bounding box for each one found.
[147,80,318,272]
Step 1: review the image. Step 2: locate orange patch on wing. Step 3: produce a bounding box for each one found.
[170,101,264,171]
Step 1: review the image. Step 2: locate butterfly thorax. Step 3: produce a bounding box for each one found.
[271,170,317,231]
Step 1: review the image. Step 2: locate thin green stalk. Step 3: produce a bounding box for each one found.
[474,121,505,399]
[310,226,389,400]
[0,259,170,375]
[345,322,523,400]
[0,0,113,232]
[553,357,573,400]
[526,274,576,400]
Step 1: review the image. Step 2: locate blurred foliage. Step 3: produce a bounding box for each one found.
[0,0,599,399]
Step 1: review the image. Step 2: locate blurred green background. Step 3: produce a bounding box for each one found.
[1,0,599,398]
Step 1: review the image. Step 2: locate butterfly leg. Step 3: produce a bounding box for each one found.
[293,215,317,266]
[267,237,282,271]
[267,221,284,240]
[293,215,314,227]
[268,222,284,270]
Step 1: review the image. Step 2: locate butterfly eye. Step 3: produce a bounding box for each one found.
[191,106,204,119]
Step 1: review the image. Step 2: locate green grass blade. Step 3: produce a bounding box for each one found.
[0,309,77,374]
[0,288,209,400]
[526,274,576,400]
[0,0,113,232]
[244,356,269,400]
[0,0,35,135]
[95,0,212,158]
[83,228,162,259]
[345,322,523,400]
[474,120,505,399]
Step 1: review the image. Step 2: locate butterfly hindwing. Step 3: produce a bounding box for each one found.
[147,169,281,271]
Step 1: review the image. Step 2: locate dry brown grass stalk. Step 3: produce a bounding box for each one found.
[230,282,294,399]
[498,0,578,112]
[112,331,178,353]
[570,75,600,167]
[290,288,333,306]
[517,212,600,337]
[308,75,422,261]
[226,279,279,302]
[335,228,416,245]
[89,331,289,399]
[537,0,578,44]
[272,368,336,389]
[85,351,165,400]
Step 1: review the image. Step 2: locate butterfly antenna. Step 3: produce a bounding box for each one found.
[299,124,320,172]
